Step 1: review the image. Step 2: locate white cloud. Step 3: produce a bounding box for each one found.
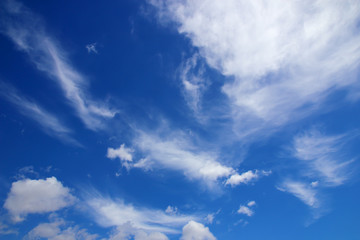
[278,180,319,208]
[237,206,253,217]
[150,0,360,137]
[179,54,207,115]
[107,144,134,169]
[1,0,116,131]
[0,82,80,145]
[165,206,178,215]
[180,221,216,240]
[86,195,197,234]
[86,43,98,54]
[225,170,271,187]
[247,201,256,207]
[134,130,234,183]
[25,217,98,240]
[3,177,75,222]
[205,214,214,224]
[311,181,319,188]
[237,200,256,217]
[292,129,353,186]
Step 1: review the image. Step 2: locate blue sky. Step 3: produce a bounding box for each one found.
[0,0,360,239]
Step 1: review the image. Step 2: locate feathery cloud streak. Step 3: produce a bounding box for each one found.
[0,0,116,131]
[86,195,198,234]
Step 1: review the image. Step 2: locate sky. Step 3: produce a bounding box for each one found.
[0,0,360,239]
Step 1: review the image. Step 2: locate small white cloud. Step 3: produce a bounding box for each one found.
[107,144,134,162]
[86,43,98,54]
[205,214,214,224]
[225,170,271,187]
[165,206,178,215]
[278,180,319,208]
[180,221,216,240]
[310,181,319,187]
[237,206,254,217]
[247,201,256,207]
[4,177,75,222]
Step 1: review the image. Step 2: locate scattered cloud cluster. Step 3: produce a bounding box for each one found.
[3,177,75,222]
[237,201,256,217]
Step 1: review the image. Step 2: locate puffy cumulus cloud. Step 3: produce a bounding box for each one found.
[150,0,360,137]
[4,177,75,222]
[278,180,319,208]
[134,131,234,184]
[292,129,354,186]
[180,221,216,240]
[86,195,197,234]
[0,0,116,131]
[25,217,98,240]
[225,170,271,186]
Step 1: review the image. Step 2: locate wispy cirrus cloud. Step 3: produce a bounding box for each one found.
[277,180,319,208]
[133,130,234,184]
[278,128,356,210]
[178,54,207,117]
[0,0,116,131]
[85,195,198,234]
[0,82,80,145]
[292,129,355,186]
[150,0,360,138]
